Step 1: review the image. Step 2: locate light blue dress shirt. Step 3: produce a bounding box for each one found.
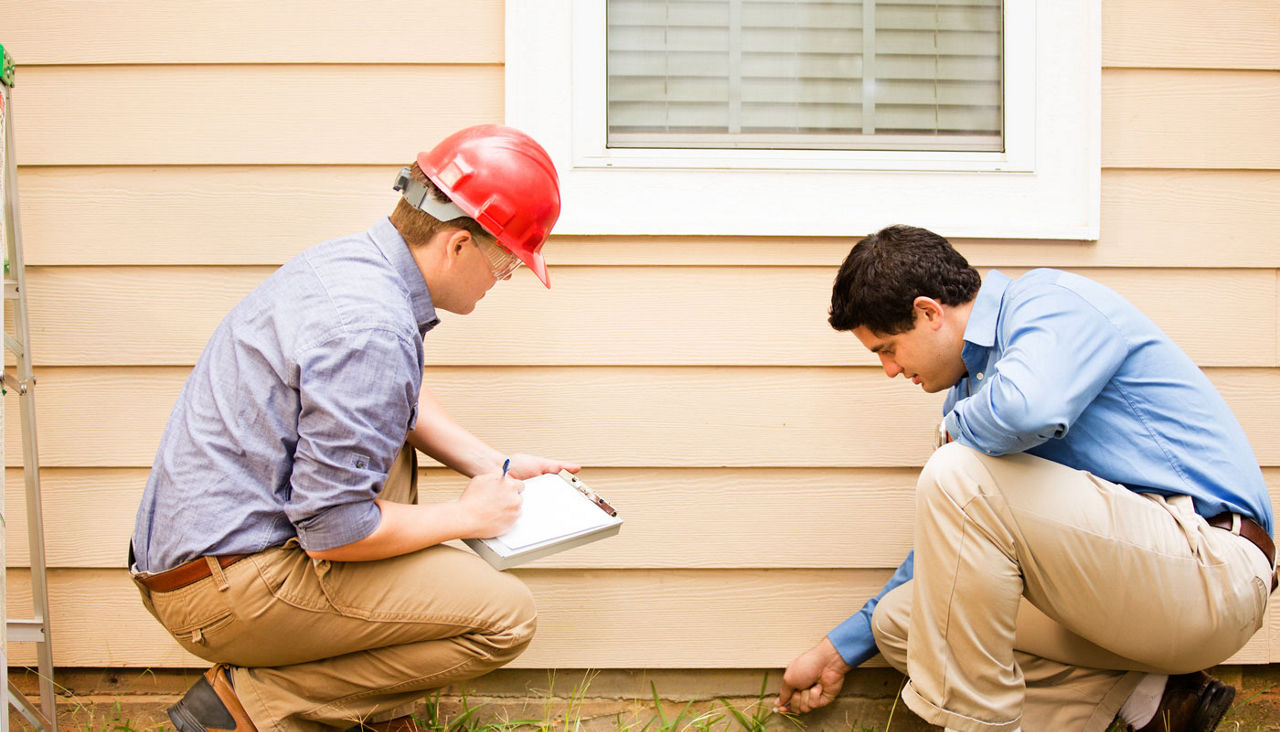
[132,218,440,573]
[828,268,1271,666]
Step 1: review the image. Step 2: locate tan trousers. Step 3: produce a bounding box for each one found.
[136,446,537,731]
[871,443,1271,732]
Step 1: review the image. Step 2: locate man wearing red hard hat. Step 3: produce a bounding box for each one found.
[131,125,574,732]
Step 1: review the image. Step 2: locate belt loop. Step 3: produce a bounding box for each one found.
[1231,513,1242,535]
[205,556,231,592]
[312,557,331,579]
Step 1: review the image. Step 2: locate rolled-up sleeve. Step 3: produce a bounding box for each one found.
[945,285,1130,457]
[287,327,422,551]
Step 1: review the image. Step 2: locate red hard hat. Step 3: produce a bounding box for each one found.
[416,125,561,287]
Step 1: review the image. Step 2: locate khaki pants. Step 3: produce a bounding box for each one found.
[135,446,537,731]
[871,444,1271,732]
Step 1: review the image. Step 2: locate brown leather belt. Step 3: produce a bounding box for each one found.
[1207,513,1275,567]
[136,554,250,593]
[1207,513,1277,591]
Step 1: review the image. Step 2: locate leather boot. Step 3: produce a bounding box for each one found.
[1134,671,1235,732]
[168,664,258,732]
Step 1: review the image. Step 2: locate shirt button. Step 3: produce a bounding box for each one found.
[976,372,984,380]
[356,460,366,469]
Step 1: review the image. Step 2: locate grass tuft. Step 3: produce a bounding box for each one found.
[21,667,1280,732]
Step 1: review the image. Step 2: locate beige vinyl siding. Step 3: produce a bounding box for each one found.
[2,1,506,64]
[15,65,505,166]
[5,567,902,668]
[1102,0,1280,70]
[10,467,1280,572]
[1102,70,1280,169]
[15,566,1272,667]
[7,468,1280,667]
[12,168,1280,268]
[8,267,1278,366]
[16,68,1280,168]
[2,0,1279,672]
[8,367,1280,470]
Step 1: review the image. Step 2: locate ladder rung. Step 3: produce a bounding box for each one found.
[4,277,17,299]
[7,681,54,730]
[5,332,24,358]
[7,619,47,643]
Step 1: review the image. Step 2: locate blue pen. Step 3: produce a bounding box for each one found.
[501,458,510,478]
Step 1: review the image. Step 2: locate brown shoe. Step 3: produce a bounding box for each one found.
[168,664,258,732]
[1135,671,1235,732]
[345,715,430,732]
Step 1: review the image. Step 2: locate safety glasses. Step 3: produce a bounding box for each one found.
[476,237,523,280]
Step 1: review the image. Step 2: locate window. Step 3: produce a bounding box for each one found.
[506,0,1099,239]
[607,0,1003,153]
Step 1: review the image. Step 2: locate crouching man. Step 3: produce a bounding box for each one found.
[132,126,576,732]
[778,225,1272,732]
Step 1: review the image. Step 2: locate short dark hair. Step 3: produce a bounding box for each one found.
[828,225,981,334]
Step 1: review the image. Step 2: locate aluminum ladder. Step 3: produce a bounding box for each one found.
[0,43,57,732]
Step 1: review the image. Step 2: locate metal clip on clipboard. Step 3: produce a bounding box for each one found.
[560,469,617,516]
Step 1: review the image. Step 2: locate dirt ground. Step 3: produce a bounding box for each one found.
[11,665,1280,731]
[1219,666,1280,731]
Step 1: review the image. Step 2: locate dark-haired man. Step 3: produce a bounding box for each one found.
[776,225,1273,732]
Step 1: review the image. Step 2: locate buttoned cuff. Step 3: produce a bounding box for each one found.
[294,500,382,552]
[827,611,879,668]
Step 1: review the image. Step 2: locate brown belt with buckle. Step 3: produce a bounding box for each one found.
[136,554,250,593]
[1207,512,1277,591]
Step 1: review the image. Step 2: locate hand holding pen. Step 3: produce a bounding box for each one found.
[459,464,523,538]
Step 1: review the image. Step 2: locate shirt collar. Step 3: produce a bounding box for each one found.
[960,269,1012,372]
[369,217,440,335]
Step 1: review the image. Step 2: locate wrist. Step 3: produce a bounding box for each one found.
[471,449,506,477]
[440,499,480,540]
[821,636,853,673]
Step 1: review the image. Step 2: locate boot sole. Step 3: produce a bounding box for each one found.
[1191,678,1235,732]
[169,703,208,732]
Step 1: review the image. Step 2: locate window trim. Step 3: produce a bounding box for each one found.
[506,0,1100,240]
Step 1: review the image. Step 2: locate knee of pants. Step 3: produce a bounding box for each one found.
[486,576,538,663]
[916,442,987,509]
[870,584,912,672]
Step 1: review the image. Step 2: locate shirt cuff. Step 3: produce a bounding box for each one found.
[944,411,963,447]
[294,500,382,552]
[827,610,879,668]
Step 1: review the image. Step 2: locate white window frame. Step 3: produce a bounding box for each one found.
[506,0,1100,240]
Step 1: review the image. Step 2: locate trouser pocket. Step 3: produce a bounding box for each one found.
[142,580,240,662]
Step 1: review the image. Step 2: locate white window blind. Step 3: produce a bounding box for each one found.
[606,0,1003,151]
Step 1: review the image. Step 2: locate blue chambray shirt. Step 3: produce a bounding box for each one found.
[131,218,439,573]
[828,268,1271,666]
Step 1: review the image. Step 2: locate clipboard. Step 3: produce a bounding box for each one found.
[463,470,622,570]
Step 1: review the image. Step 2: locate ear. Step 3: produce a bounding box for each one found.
[913,296,945,329]
[442,229,474,265]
